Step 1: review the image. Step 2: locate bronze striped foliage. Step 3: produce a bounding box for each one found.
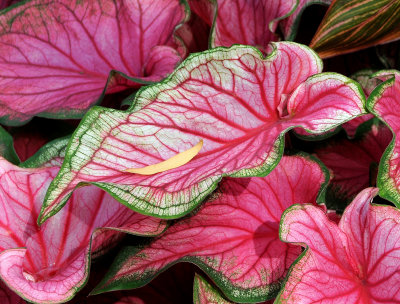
[310,0,400,58]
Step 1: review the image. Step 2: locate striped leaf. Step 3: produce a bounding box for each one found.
[309,0,400,58]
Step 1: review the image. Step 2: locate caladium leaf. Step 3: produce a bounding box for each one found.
[12,131,49,163]
[315,119,392,212]
[193,273,232,304]
[367,70,400,207]
[193,273,275,304]
[0,141,167,303]
[0,0,187,126]
[92,155,328,302]
[309,0,400,58]
[281,0,332,41]
[277,187,400,303]
[40,42,366,223]
[189,0,297,51]
[176,0,215,54]
[0,126,19,164]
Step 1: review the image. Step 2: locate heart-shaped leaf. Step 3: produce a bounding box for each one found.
[92,155,328,302]
[309,0,400,58]
[0,0,187,126]
[0,139,167,303]
[277,187,400,303]
[366,70,400,207]
[40,42,366,223]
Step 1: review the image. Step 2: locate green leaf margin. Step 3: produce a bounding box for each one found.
[366,70,400,207]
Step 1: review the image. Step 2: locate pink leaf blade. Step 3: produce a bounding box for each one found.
[39,42,365,223]
[210,0,297,50]
[277,206,362,303]
[285,72,366,135]
[0,0,187,125]
[92,155,328,302]
[277,187,400,303]
[0,140,167,303]
[193,273,232,304]
[193,273,275,304]
[0,248,88,304]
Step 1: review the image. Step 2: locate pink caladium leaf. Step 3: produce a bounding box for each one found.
[295,69,377,139]
[315,119,392,211]
[193,273,275,304]
[39,42,366,223]
[0,139,167,303]
[366,70,400,207]
[0,0,188,126]
[175,0,216,54]
[12,132,49,163]
[91,155,328,302]
[193,273,234,304]
[277,187,400,303]
[195,0,297,51]
[281,0,332,41]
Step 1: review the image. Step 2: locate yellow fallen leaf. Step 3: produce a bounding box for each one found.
[125,140,203,175]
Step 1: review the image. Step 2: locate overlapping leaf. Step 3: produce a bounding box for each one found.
[0,0,187,125]
[342,70,378,137]
[176,0,215,53]
[315,119,391,211]
[281,0,331,41]
[310,0,400,58]
[277,187,400,303]
[367,70,400,207]
[188,0,297,52]
[92,155,328,302]
[193,273,232,304]
[0,139,167,303]
[193,273,274,304]
[40,42,366,223]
